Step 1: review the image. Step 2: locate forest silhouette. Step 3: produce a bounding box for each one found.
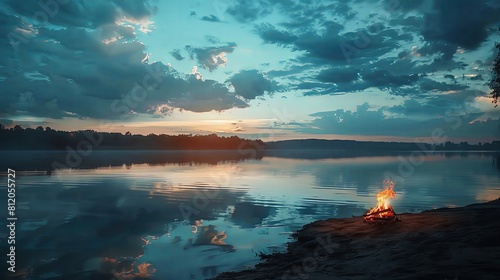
[1,124,500,151]
[0,125,265,151]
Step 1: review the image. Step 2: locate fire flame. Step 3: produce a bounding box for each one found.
[365,180,397,220]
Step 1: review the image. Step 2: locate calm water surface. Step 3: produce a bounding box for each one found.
[1,151,499,279]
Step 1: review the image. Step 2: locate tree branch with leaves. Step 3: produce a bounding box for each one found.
[488,28,500,107]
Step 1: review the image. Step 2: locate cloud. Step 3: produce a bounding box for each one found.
[297,89,498,139]
[200,14,221,22]
[303,100,500,140]
[0,1,254,120]
[470,74,484,81]
[5,0,156,29]
[1,56,252,119]
[225,0,272,23]
[232,126,244,132]
[418,79,468,92]
[412,41,458,61]
[148,72,249,114]
[383,0,425,12]
[307,103,412,137]
[170,49,184,60]
[205,35,221,44]
[384,95,479,118]
[246,1,496,102]
[255,23,298,45]
[0,119,14,126]
[228,70,277,100]
[361,70,420,90]
[289,22,409,63]
[317,67,359,84]
[185,43,236,71]
[422,0,500,50]
[253,20,418,96]
[299,66,421,96]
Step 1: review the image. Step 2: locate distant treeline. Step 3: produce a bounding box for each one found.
[1,125,499,151]
[0,125,265,151]
[266,139,500,151]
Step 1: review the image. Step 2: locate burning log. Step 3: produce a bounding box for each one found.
[364,205,400,223]
[364,207,394,217]
[364,180,401,224]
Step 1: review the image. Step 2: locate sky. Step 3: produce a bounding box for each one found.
[1,0,500,143]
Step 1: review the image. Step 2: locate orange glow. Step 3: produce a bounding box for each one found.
[137,263,155,275]
[375,180,395,211]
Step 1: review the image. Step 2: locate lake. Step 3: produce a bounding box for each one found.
[1,151,499,279]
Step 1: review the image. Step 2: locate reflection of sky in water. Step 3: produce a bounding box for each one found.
[1,152,499,279]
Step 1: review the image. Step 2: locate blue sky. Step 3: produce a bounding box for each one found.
[1,0,500,142]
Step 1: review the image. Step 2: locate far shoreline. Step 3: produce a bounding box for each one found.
[1,149,498,174]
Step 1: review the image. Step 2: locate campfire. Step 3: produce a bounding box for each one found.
[364,180,400,224]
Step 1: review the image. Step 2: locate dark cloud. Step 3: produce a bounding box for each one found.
[361,70,419,90]
[170,49,184,61]
[150,73,249,114]
[0,24,147,118]
[422,0,500,50]
[386,99,435,116]
[367,57,419,76]
[383,0,424,12]
[0,119,14,126]
[328,1,356,19]
[248,1,498,103]
[387,90,487,117]
[226,0,272,23]
[185,43,236,71]
[260,21,405,65]
[279,16,317,30]
[308,103,410,136]
[303,99,499,139]
[302,87,345,96]
[297,62,422,96]
[298,58,478,97]
[5,0,156,29]
[275,1,349,31]
[295,82,329,90]
[0,1,255,119]
[266,62,311,79]
[317,67,359,84]
[470,74,484,81]
[37,25,138,53]
[389,15,425,33]
[415,41,458,61]
[398,51,408,59]
[205,35,221,44]
[0,54,250,118]
[228,70,277,100]
[418,79,468,92]
[200,14,221,22]
[255,23,298,45]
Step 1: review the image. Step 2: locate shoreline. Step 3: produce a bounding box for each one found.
[213,198,500,280]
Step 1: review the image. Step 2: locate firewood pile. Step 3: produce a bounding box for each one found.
[363,205,401,224]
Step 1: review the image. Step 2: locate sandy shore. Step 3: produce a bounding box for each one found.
[212,198,500,280]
